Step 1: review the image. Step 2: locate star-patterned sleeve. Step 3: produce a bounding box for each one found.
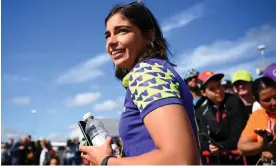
[127,62,183,119]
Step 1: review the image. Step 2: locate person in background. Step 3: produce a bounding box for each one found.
[8,136,14,150]
[221,79,234,94]
[72,137,81,165]
[11,138,27,165]
[79,1,200,165]
[1,143,11,165]
[39,138,49,166]
[195,71,249,164]
[63,139,74,165]
[263,63,276,82]
[47,141,56,159]
[25,136,36,165]
[238,77,276,165]
[232,70,261,115]
[183,68,202,105]
[49,156,61,166]
[7,136,14,163]
[35,140,42,165]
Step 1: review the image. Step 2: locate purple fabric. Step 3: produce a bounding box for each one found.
[119,58,199,157]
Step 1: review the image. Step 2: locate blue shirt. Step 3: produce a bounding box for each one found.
[119,58,199,157]
[193,97,201,105]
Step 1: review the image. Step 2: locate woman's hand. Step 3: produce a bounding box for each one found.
[79,136,113,165]
[261,151,274,163]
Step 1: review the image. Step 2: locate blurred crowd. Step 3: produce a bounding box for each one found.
[1,63,275,165]
[183,62,276,165]
[1,135,84,166]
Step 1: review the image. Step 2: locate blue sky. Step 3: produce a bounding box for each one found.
[2,0,276,141]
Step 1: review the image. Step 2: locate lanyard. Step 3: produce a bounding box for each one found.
[216,111,220,123]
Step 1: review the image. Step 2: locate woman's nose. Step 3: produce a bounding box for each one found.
[107,35,118,47]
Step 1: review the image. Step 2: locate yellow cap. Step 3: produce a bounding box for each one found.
[232,70,252,84]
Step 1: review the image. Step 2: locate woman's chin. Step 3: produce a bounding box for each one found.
[114,58,134,70]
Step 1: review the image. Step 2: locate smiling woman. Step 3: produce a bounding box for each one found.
[238,77,276,165]
[79,1,201,165]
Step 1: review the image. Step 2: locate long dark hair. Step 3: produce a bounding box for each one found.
[252,76,276,102]
[105,3,174,80]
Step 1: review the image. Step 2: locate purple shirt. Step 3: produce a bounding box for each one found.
[119,58,198,157]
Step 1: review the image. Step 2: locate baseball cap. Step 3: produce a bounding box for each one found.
[198,71,224,89]
[232,70,253,84]
[263,63,276,82]
[184,68,199,80]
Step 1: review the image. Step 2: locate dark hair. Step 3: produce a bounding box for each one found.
[105,3,174,80]
[66,139,73,146]
[47,156,60,165]
[252,76,276,102]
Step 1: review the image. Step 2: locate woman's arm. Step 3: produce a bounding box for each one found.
[238,136,263,156]
[108,104,200,165]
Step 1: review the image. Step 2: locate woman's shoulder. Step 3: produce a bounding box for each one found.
[249,108,267,120]
[129,59,175,79]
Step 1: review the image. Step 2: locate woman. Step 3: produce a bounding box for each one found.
[238,77,276,164]
[79,1,200,165]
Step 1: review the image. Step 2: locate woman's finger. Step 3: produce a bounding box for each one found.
[104,136,113,149]
[79,145,88,152]
[105,136,112,144]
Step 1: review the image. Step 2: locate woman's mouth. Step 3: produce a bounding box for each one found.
[111,49,125,59]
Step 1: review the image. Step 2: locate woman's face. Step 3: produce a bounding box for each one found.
[259,87,276,114]
[105,13,149,70]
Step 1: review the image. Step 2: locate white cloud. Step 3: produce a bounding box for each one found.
[56,53,111,84]
[93,100,121,111]
[216,56,275,80]
[176,24,276,75]
[46,132,67,141]
[47,132,59,139]
[66,92,101,107]
[68,124,78,129]
[31,109,37,114]
[69,125,84,139]
[12,76,29,82]
[161,2,205,33]
[11,97,30,105]
[1,126,27,142]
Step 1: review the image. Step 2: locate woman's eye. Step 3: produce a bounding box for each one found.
[118,29,128,34]
[105,34,110,39]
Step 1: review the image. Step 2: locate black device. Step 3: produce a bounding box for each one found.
[254,129,274,143]
[208,138,224,149]
[78,120,93,146]
[199,132,224,149]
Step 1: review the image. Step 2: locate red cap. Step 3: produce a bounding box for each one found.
[198,71,224,89]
